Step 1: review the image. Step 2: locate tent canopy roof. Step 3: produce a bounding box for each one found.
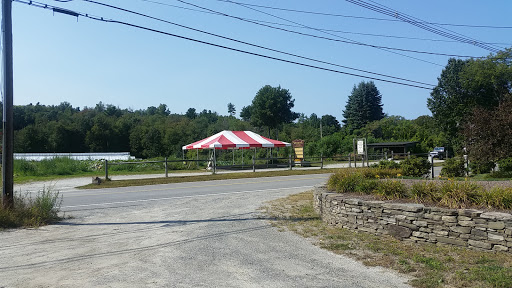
[182,130,291,150]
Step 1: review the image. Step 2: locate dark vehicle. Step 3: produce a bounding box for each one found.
[429,147,446,159]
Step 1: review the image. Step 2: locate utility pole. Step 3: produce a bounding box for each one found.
[2,0,14,209]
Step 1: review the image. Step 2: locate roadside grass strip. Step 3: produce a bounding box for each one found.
[262,191,512,288]
[78,169,339,189]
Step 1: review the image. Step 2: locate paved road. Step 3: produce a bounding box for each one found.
[59,174,330,212]
[1,174,411,287]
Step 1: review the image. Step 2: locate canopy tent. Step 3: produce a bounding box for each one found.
[182,130,290,150]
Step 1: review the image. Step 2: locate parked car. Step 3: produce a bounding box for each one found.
[429,147,446,159]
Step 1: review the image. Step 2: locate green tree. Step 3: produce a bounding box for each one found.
[240,106,251,121]
[247,85,299,136]
[321,114,341,136]
[227,103,236,117]
[185,108,197,119]
[342,81,384,131]
[427,49,512,150]
[427,58,470,147]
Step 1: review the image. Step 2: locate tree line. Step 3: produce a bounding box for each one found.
[3,86,442,160]
[4,47,510,162]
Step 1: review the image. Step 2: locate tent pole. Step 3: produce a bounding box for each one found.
[253,148,256,172]
[232,149,235,165]
[213,148,216,174]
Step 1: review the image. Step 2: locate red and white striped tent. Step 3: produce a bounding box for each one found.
[182,130,290,150]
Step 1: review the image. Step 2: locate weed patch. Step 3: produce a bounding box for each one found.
[0,187,62,229]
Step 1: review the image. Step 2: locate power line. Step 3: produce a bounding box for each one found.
[80,0,435,87]
[175,0,455,66]
[132,0,512,46]
[14,0,434,89]
[207,0,512,30]
[345,0,501,53]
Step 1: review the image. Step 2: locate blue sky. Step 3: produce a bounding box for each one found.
[10,0,512,122]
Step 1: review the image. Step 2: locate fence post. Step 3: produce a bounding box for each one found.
[430,155,434,179]
[354,153,357,168]
[105,159,108,180]
[385,151,388,160]
[348,154,351,168]
[408,151,411,159]
[165,157,168,177]
[289,154,292,170]
[321,154,324,169]
[252,156,255,172]
[391,151,394,161]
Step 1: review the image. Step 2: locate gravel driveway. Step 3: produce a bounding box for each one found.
[2,175,412,287]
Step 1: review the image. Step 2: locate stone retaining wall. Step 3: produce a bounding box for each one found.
[313,187,512,252]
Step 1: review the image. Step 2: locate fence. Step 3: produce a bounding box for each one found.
[102,152,432,179]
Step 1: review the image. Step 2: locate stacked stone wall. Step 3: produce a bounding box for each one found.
[313,187,512,252]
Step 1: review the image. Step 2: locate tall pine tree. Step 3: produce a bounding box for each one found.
[342,81,384,131]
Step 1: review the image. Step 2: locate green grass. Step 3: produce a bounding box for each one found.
[263,191,512,288]
[10,157,208,183]
[0,187,62,229]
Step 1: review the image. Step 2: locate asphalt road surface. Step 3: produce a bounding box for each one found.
[1,174,411,287]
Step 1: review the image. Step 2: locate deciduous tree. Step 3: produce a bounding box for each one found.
[427,49,512,149]
[247,85,299,135]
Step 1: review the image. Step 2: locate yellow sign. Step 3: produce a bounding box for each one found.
[294,147,304,159]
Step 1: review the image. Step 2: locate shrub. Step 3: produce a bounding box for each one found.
[371,160,401,170]
[469,160,495,174]
[332,172,365,193]
[497,158,512,172]
[355,179,379,194]
[438,181,482,209]
[327,169,512,210]
[361,168,402,179]
[487,171,512,179]
[410,182,441,203]
[400,156,431,177]
[327,169,356,192]
[375,180,407,200]
[441,157,466,177]
[478,187,512,210]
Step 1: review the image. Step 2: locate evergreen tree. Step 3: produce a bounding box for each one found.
[227,102,236,117]
[342,81,384,131]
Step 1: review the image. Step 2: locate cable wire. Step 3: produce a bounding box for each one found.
[176,0,447,66]
[346,0,501,53]
[206,0,512,30]
[14,0,434,89]
[133,0,512,46]
[80,0,435,87]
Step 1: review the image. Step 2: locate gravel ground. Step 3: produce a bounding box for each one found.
[0,181,412,288]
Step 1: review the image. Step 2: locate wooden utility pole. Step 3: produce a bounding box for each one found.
[2,0,14,209]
